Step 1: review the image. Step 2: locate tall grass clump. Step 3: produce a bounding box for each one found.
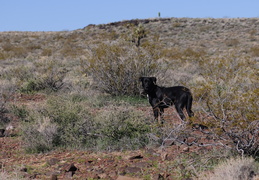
[83,41,165,96]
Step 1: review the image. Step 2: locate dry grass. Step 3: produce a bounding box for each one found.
[198,157,259,180]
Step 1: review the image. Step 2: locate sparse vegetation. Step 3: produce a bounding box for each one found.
[0,17,258,179]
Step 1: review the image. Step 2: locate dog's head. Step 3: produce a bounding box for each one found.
[139,77,157,92]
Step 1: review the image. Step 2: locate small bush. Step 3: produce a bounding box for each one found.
[1,42,29,58]
[225,38,240,47]
[0,80,16,127]
[22,117,58,153]
[19,79,41,93]
[10,105,29,122]
[250,46,259,57]
[21,96,93,152]
[41,48,52,56]
[93,106,151,151]
[199,157,259,180]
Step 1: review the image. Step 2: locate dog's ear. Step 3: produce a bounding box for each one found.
[139,77,144,82]
[151,77,157,84]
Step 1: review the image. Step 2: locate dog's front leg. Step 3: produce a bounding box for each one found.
[153,107,160,123]
[159,107,164,124]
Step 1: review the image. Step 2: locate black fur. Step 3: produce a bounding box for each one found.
[139,77,194,122]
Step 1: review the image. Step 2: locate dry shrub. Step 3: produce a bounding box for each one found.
[0,169,26,180]
[22,117,58,153]
[250,46,259,57]
[193,52,259,157]
[2,59,67,93]
[84,41,165,96]
[225,38,240,47]
[1,42,30,59]
[198,157,258,180]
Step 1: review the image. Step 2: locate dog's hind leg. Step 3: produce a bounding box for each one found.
[159,107,165,124]
[175,103,186,120]
[186,94,194,117]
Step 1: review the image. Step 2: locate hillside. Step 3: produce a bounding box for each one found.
[0,18,259,179]
[1,18,259,59]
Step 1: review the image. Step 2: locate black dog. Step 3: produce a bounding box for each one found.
[139,77,194,122]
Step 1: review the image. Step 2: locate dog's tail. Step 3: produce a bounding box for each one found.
[186,92,194,117]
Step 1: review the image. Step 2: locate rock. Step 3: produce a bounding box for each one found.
[50,174,58,180]
[182,147,190,152]
[125,166,141,174]
[165,154,175,161]
[98,173,108,179]
[163,139,175,146]
[0,129,5,137]
[117,175,142,180]
[134,162,151,168]
[161,152,168,161]
[20,167,28,172]
[145,148,160,157]
[47,158,59,166]
[186,137,197,145]
[128,155,143,160]
[0,161,3,169]
[63,163,78,172]
[152,173,165,180]
[65,171,73,178]
[108,171,117,179]
[61,163,78,177]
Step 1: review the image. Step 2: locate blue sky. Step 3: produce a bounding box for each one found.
[1,0,259,32]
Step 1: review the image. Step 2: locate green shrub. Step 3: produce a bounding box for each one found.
[93,106,151,151]
[40,96,93,147]
[19,79,41,93]
[21,94,152,152]
[10,105,29,122]
[21,96,93,152]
